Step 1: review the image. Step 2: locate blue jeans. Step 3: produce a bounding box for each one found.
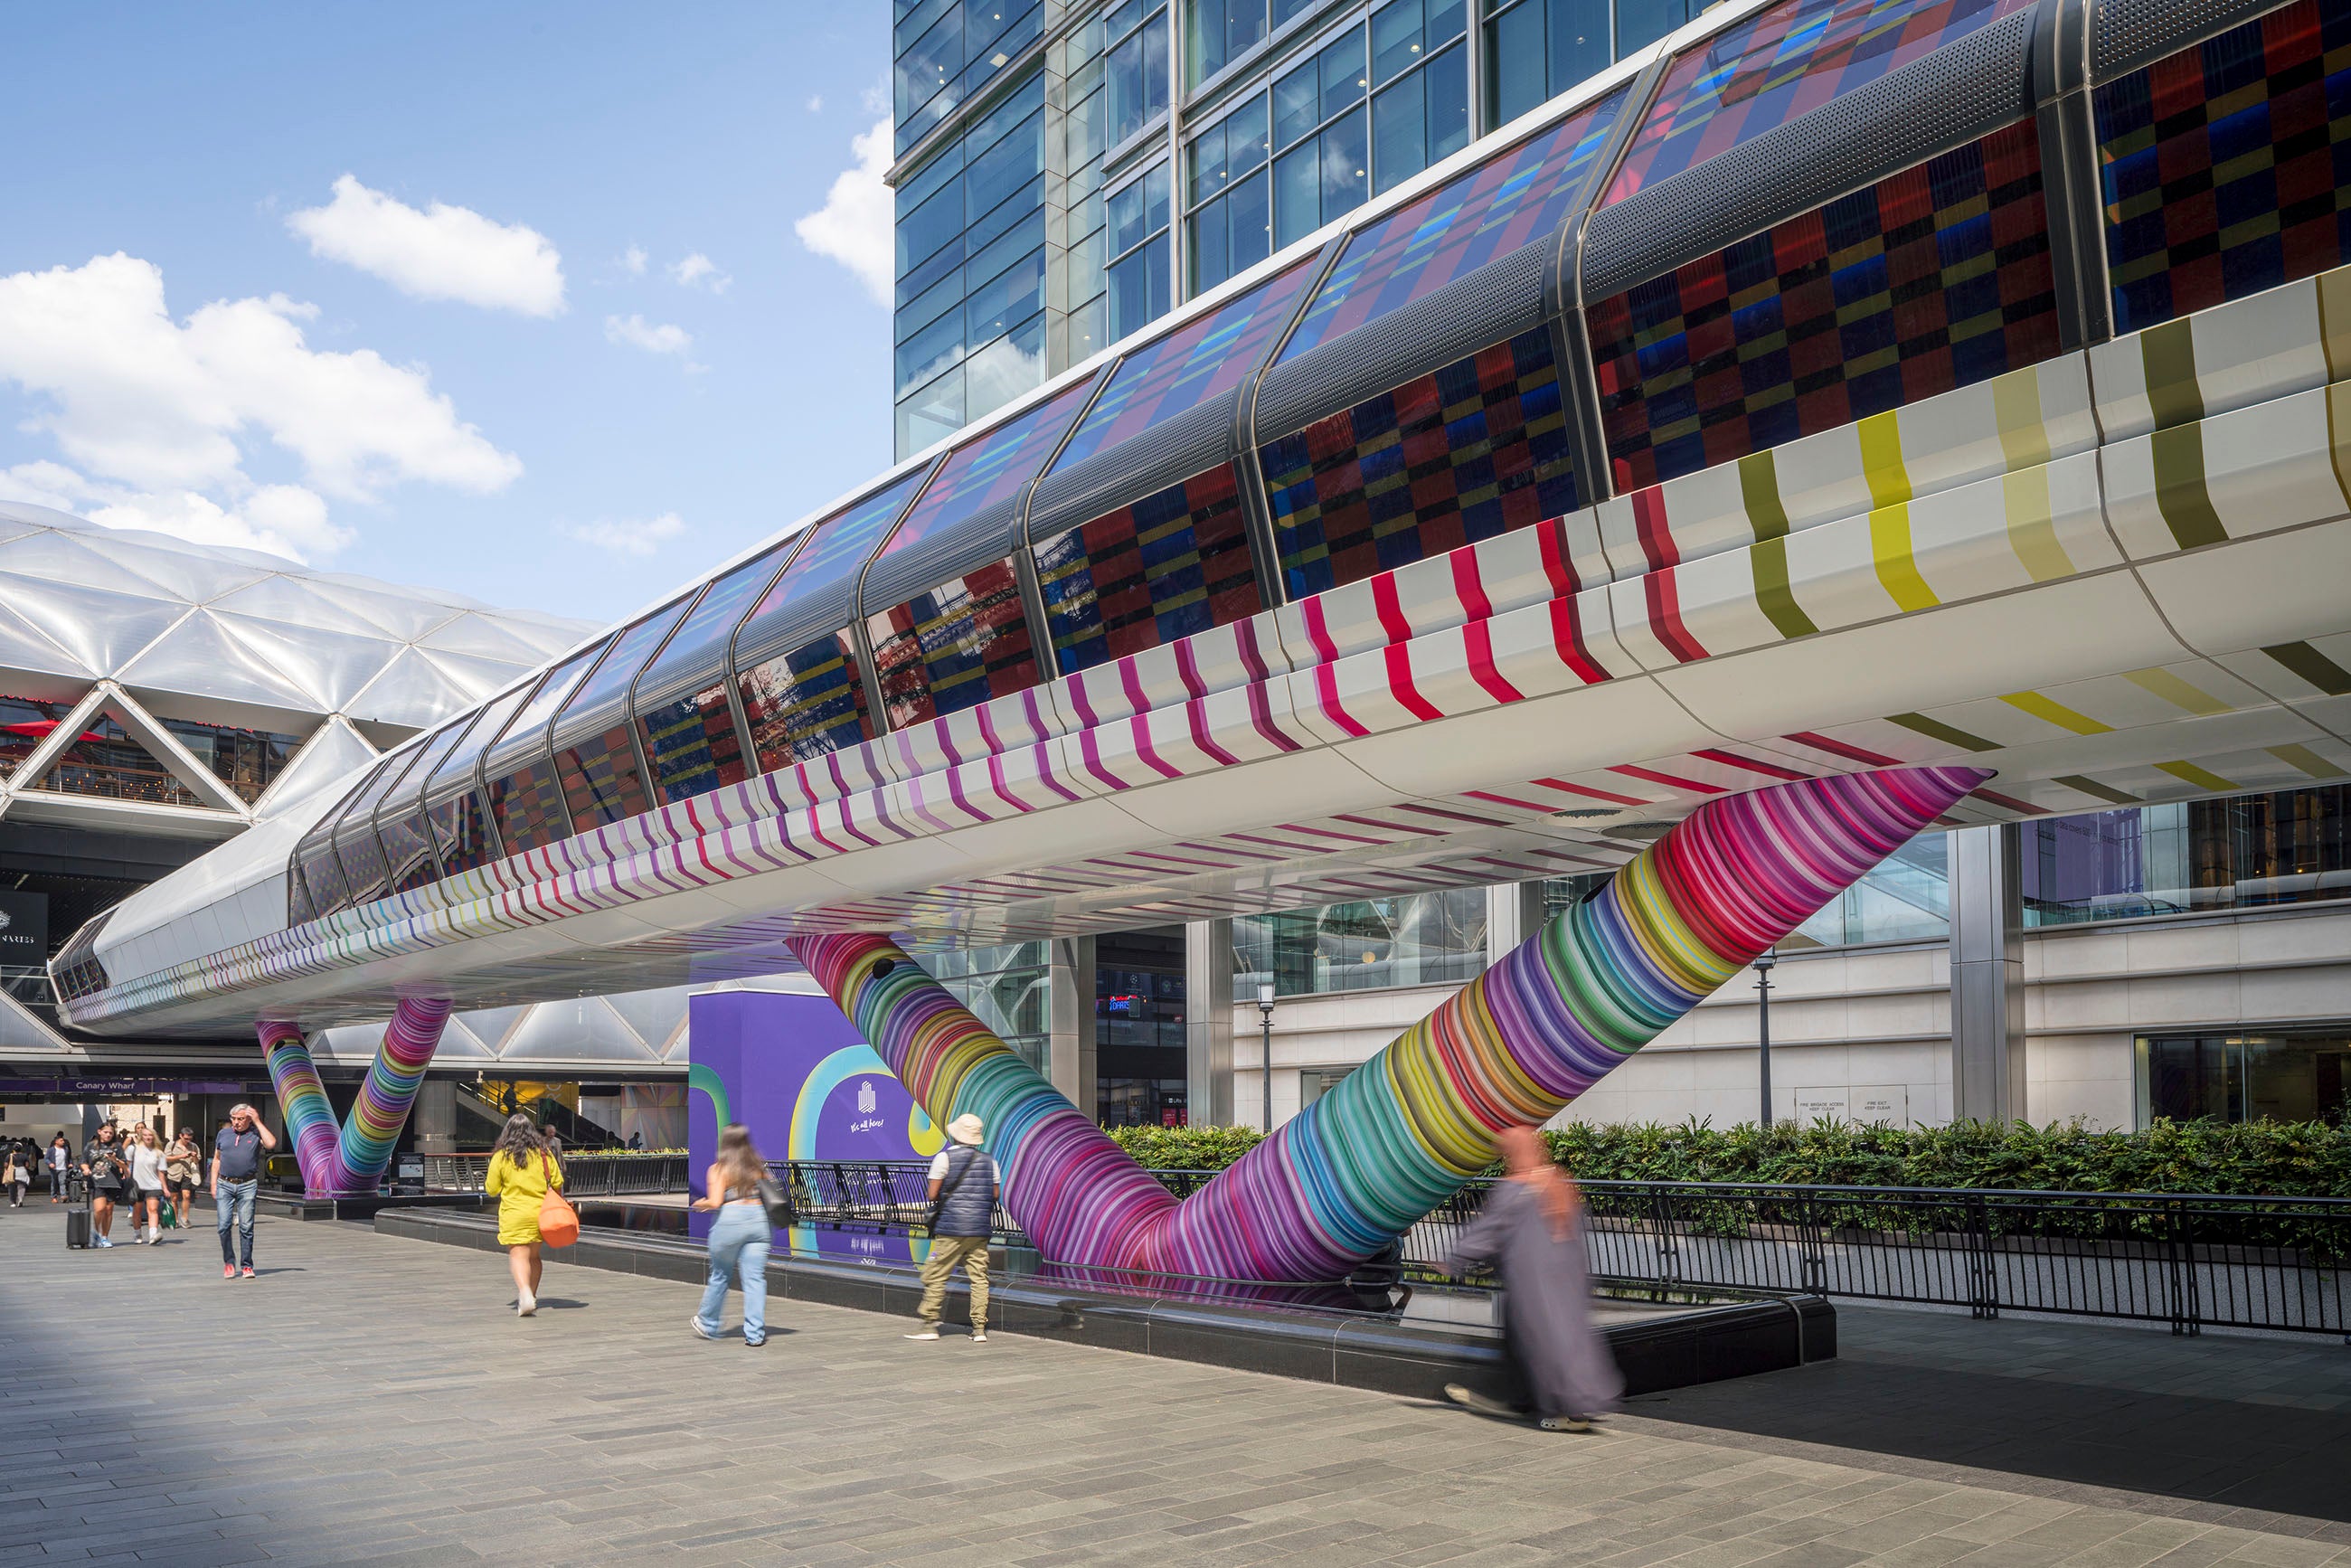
[696,1204,771,1344]
[216,1180,258,1268]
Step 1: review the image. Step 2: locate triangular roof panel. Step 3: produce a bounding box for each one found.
[83,534,271,601]
[499,997,663,1063]
[209,574,381,638]
[0,572,186,673]
[302,578,462,641]
[252,719,377,819]
[343,647,477,729]
[118,609,327,713]
[602,986,692,1052]
[0,528,201,601]
[0,601,92,684]
[417,646,539,704]
[419,612,559,664]
[209,612,403,711]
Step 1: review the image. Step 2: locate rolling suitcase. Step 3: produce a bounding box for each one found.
[66,1193,90,1249]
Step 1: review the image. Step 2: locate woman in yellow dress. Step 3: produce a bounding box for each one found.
[483,1114,562,1317]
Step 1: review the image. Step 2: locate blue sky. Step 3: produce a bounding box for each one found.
[0,4,898,624]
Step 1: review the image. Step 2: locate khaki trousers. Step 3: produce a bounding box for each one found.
[918,1234,991,1329]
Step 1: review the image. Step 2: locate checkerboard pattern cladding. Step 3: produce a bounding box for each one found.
[1607,0,2037,203]
[1034,463,1263,674]
[2096,0,2351,334]
[640,682,748,805]
[1590,119,2061,493]
[1260,326,1577,599]
[869,559,1043,727]
[739,632,873,770]
[1051,262,1318,474]
[1277,90,1623,364]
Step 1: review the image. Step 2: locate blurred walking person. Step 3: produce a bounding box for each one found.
[1443,1127,1622,1432]
[689,1123,774,1347]
[484,1114,562,1318]
[211,1104,277,1278]
[5,1145,28,1207]
[127,1124,166,1242]
[165,1129,203,1233]
[906,1113,997,1344]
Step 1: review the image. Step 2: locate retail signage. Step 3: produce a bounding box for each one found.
[686,990,938,1261]
[0,892,46,963]
[2,1078,248,1097]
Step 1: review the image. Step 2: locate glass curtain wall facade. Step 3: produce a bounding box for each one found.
[892,0,1672,457]
[921,941,1053,1073]
[1232,886,1487,998]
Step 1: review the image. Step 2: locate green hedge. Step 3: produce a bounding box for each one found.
[1107,1118,2351,1198]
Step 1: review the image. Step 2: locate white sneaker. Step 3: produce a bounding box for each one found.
[517,1292,537,1318]
[902,1327,939,1340]
[971,1331,989,1345]
[93,1236,114,1248]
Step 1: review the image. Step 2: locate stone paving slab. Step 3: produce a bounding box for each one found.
[2,1206,2346,1565]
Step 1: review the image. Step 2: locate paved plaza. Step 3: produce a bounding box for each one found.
[3,1206,2347,1567]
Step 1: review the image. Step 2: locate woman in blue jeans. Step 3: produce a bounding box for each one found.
[689,1123,773,1347]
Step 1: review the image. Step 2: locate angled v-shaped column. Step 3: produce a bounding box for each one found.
[259,997,454,1196]
[788,766,1988,1283]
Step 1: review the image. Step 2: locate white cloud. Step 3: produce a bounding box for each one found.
[604,313,693,355]
[668,252,732,293]
[860,79,890,116]
[287,175,566,316]
[806,93,824,113]
[621,245,648,277]
[558,511,685,557]
[795,118,893,307]
[0,252,520,561]
[1,461,351,562]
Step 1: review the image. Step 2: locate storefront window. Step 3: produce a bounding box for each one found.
[2139,1033,2351,1126]
[1232,887,1487,997]
[2024,788,2351,925]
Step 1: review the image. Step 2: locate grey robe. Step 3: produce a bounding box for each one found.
[1448,1180,1624,1419]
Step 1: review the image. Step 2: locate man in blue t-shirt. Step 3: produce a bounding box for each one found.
[210,1105,279,1280]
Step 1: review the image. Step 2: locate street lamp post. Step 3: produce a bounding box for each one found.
[1257,982,1277,1133]
[1754,949,1777,1129]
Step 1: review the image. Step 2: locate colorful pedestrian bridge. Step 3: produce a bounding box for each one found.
[43,0,2351,1264]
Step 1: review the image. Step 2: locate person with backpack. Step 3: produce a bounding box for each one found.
[905,1113,996,1345]
[483,1114,564,1318]
[688,1122,776,1348]
[4,1146,28,1207]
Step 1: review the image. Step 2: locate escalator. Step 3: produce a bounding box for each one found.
[454,1082,625,1149]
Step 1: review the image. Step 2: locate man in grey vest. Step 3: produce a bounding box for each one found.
[906,1113,997,1344]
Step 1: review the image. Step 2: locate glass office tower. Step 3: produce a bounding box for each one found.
[892,0,1688,456]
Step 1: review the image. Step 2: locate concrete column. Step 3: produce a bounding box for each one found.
[1484,880,1549,960]
[1185,918,1233,1126]
[1046,935,1097,1123]
[412,1079,458,1155]
[1949,823,2026,1124]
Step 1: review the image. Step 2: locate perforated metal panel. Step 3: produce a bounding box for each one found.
[1252,239,1552,443]
[1583,7,2037,300]
[2091,0,2293,81]
[1025,390,1240,546]
[859,498,1025,619]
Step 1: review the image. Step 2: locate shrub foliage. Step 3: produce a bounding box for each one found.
[1108,1118,2351,1197]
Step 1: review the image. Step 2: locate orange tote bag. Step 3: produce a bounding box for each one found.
[536,1151,580,1248]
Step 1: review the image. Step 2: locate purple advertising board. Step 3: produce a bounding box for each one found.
[685,990,942,1260]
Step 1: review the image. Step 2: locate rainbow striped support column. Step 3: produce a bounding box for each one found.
[789,765,1988,1282]
[257,997,454,1196]
[260,1020,340,1195]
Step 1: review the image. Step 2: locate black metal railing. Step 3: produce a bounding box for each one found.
[769,1161,2351,1337]
[421,1152,685,1197]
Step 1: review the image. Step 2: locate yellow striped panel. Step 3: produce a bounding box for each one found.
[2121,667,2232,715]
[1999,692,2112,734]
[2268,743,2346,779]
[2156,760,2237,792]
